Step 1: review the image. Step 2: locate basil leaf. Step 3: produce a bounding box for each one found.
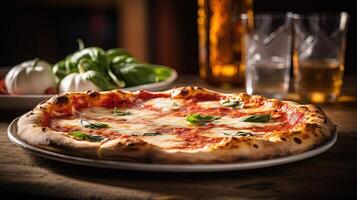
[143,132,161,136]
[69,131,104,142]
[223,131,254,137]
[112,107,131,116]
[186,114,220,125]
[220,99,244,109]
[80,119,109,129]
[241,114,271,123]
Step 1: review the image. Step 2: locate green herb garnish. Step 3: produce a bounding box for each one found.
[186,114,220,125]
[220,99,244,109]
[241,114,271,123]
[143,132,161,136]
[112,107,131,116]
[69,131,104,142]
[80,119,109,129]
[223,131,254,137]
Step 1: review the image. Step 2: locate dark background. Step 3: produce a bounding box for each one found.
[0,0,355,74]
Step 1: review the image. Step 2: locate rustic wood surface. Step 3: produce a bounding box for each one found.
[1,76,357,199]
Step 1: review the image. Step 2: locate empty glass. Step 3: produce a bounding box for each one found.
[293,12,349,103]
[242,13,293,98]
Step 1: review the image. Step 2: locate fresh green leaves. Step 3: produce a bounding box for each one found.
[80,119,109,129]
[154,66,172,82]
[186,114,220,125]
[53,40,173,91]
[69,131,104,142]
[115,63,157,87]
[241,114,272,123]
[112,107,131,116]
[143,132,161,136]
[220,99,244,109]
[223,131,254,137]
[83,70,117,91]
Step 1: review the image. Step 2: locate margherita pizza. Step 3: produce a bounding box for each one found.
[17,87,336,163]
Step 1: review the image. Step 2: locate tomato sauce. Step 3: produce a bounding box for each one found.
[138,91,169,100]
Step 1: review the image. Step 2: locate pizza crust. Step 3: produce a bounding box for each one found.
[16,87,336,164]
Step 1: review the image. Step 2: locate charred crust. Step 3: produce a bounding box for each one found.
[281,137,286,141]
[294,137,302,144]
[41,127,47,132]
[299,106,309,112]
[54,95,69,105]
[180,88,189,96]
[87,91,100,98]
[253,144,259,149]
[39,100,47,105]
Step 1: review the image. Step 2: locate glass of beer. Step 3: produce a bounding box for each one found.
[242,13,293,98]
[293,12,349,103]
[197,0,253,87]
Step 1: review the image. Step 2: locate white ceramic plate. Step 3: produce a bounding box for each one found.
[0,68,177,110]
[8,117,337,172]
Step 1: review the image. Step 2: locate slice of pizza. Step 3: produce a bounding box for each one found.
[17,87,336,163]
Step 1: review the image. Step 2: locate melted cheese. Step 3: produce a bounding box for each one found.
[144,98,183,112]
[197,101,222,108]
[50,97,289,151]
[152,115,191,128]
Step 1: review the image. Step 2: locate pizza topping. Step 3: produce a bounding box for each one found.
[186,114,220,125]
[80,119,110,129]
[68,131,105,142]
[220,99,244,109]
[143,132,161,136]
[112,107,131,116]
[241,114,272,123]
[144,98,183,112]
[223,131,254,137]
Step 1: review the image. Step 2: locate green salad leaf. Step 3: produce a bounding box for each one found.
[143,132,161,136]
[112,107,131,116]
[80,119,109,129]
[223,131,254,137]
[241,114,272,123]
[220,99,244,109]
[186,114,220,125]
[53,40,173,90]
[69,131,104,142]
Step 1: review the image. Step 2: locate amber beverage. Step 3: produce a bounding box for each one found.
[293,13,349,103]
[294,57,344,103]
[197,0,253,87]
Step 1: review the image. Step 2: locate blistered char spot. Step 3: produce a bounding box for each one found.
[88,91,100,98]
[253,144,259,149]
[42,127,47,132]
[180,88,189,96]
[294,137,302,144]
[281,137,286,141]
[54,95,69,105]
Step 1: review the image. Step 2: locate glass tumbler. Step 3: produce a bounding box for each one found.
[293,12,349,103]
[242,13,293,98]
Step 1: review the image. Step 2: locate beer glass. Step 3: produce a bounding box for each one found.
[293,12,349,103]
[197,0,253,87]
[242,13,293,98]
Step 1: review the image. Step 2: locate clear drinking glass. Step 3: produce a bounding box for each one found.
[242,13,293,98]
[293,12,349,103]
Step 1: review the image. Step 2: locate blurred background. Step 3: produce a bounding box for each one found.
[0,0,355,74]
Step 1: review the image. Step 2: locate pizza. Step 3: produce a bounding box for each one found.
[17,87,336,163]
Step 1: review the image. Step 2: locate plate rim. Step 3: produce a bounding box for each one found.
[7,117,337,172]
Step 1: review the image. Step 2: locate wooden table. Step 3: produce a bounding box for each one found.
[1,76,357,199]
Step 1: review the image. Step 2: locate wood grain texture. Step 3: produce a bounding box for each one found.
[1,76,357,199]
